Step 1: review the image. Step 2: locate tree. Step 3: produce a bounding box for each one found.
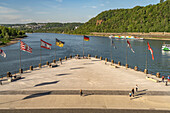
[160,0,164,3]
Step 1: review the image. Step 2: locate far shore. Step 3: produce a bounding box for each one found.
[0,37,27,48]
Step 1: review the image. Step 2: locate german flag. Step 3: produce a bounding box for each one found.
[84,36,90,41]
[56,38,65,47]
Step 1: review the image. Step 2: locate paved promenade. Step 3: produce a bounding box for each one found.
[0,57,170,112]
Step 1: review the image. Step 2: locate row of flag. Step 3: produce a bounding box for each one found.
[0,35,154,60]
[19,38,65,54]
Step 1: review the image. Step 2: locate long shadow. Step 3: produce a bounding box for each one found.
[12,77,25,82]
[83,63,94,65]
[34,80,59,87]
[91,60,101,62]
[136,93,146,96]
[56,73,71,76]
[22,91,51,100]
[138,89,148,92]
[70,67,84,70]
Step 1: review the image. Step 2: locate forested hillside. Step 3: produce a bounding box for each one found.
[0,26,26,44]
[70,0,170,34]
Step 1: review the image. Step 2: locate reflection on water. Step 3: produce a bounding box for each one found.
[0,33,170,77]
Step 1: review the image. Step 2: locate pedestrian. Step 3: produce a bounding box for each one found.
[132,88,134,97]
[80,89,83,96]
[136,84,138,92]
[162,76,164,82]
[168,76,170,82]
[129,92,132,97]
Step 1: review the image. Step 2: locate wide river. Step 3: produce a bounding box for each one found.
[0,33,170,77]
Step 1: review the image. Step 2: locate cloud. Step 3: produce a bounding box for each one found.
[36,12,49,14]
[0,6,18,14]
[56,0,63,2]
[83,6,97,9]
[100,4,105,6]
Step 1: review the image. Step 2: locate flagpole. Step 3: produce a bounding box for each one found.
[110,37,112,61]
[19,41,21,71]
[40,40,42,65]
[83,36,84,58]
[146,43,148,76]
[126,40,128,69]
[55,44,57,61]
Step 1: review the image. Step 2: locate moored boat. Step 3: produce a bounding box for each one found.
[162,44,170,51]
[109,35,143,40]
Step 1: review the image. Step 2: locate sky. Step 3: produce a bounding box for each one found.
[0,0,160,24]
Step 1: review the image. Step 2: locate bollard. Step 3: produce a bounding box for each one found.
[105,58,108,62]
[126,64,128,68]
[156,72,160,78]
[144,69,148,74]
[95,55,98,58]
[46,61,49,65]
[53,59,56,63]
[88,54,91,58]
[59,58,62,62]
[134,66,138,71]
[65,56,67,60]
[39,63,41,68]
[70,55,72,59]
[19,68,23,73]
[100,57,102,60]
[118,61,121,66]
[7,72,11,78]
[30,66,33,71]
[111,60,114,64]
[165,81,168,86]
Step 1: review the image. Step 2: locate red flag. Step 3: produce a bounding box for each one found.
[127,40,135,53]
[84,36,90,41]
[20,41,32,53]
[41,39,52,49]
[0,49,6,58]
[147,42,154,60]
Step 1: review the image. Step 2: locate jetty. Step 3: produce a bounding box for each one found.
[0,56,170,113]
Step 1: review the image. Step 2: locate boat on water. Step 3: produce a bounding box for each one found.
[109,35,143,40]
[162,44,170,51]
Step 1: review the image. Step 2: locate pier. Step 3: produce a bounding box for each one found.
[0,57,170,112]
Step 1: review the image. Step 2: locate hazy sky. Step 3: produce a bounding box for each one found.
[0,0,160,24]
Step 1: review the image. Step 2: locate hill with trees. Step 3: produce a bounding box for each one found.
[0,26,26,45]
[70,0,170,34]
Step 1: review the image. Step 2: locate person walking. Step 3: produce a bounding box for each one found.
[162,76,165,82]
[168,76,170,82]
[136,84,138,92]
[80,89,83,96]
[132,88,134,97]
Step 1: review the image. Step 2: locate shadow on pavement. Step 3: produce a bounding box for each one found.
[70,67,84,70]
[34,80,59,87]
[56,73,71,76]
[23,91,52,100]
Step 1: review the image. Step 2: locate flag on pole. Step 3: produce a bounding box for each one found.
[0,49,6,58]
[84,36,90,41]
[56,38,65,47]
[147,42,154,60]
[20,41,32,53]
[112,40,117,49]
[41,39,52,49]
[127,40,135,53]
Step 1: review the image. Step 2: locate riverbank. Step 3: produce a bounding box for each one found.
[90,32,170,40]
[0,36,27,48]
[0,57,170,111]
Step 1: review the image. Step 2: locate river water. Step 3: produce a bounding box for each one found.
[0,33,170,77]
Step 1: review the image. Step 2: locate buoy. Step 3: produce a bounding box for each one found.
[53,60,56,63]
[65,56,67,60]
[126,64,128,68]
[46,61,49,65]
[111,60,114,64]
[105,58,108,62]
[95,55,98,58]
